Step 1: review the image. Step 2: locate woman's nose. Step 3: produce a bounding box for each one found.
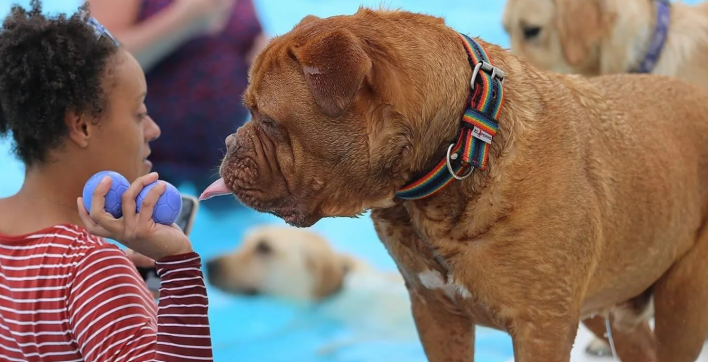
[145,116,161,142]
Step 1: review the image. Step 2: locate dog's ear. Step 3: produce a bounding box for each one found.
[556,0,614,67]
[291,29,372,118]
[295,15,320,29]
[304,249,345,300]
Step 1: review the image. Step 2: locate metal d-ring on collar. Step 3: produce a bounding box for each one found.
[445,60,505,181]
[394,34,506,201]
[446,144,473,180]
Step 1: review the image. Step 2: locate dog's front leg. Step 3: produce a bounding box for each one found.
[373,206,474,361]
[410,289,475,362]
[509,316,579,362]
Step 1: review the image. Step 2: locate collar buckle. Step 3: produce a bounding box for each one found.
[471,61,505,90]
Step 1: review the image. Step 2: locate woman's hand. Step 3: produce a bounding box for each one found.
[77,172,193,262]
[174,0,236,35]
[247,32,270,64]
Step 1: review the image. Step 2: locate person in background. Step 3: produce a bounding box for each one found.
[89,0,268,212]
[0,2,213,360]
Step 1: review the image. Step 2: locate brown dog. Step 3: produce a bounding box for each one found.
[201,8,708,362]
[502,0,708,87]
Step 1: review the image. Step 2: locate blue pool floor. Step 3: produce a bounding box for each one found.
[2,0,702,360]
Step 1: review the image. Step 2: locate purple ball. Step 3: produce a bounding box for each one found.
[136,181,182,225]
[82,171,130,219]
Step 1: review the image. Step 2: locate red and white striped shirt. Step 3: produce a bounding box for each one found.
[0,224,213,362]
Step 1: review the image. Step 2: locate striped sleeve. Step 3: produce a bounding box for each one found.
[154,252,213,361]
[67,246,213,362]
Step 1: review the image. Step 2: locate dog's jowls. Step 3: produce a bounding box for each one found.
[502,0,708,88]
[204,8,708,362]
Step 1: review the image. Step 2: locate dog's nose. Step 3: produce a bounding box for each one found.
[225,134,238,150]
[205,260,220,277]
[240,287,259,296]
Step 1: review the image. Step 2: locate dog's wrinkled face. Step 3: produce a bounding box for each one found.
[214,14,412,227]
[502,0,614,75]
[205,225,347,301]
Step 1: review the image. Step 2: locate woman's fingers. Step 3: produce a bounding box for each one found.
[80,173,161,241]
[76,197,112,238]
[76,172,193,261]
[121,172,159,225]
[136,181,166,227]
[86,176,123,235]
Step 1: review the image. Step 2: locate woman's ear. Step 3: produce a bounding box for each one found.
[65,111,93,148]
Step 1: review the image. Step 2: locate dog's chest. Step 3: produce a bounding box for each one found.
[372,207,504,329]
[410,267,502,329]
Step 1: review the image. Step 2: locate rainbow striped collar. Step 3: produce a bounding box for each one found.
[395,33,506,200]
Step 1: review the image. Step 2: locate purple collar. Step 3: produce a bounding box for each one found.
[633,0,671,73]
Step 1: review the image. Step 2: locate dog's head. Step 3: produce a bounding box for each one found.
[206,225,351,301]
[209,10,473,227]
[502,0,616,75]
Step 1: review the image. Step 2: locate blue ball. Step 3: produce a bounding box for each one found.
[136,181,182,225]
[82,171,130,219]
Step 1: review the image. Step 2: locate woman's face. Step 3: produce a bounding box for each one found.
[87,49,161,183]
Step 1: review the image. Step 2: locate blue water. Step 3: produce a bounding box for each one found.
[0,0,515,361]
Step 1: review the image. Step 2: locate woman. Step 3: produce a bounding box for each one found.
[88,0,268,212]
[0,2,212,361]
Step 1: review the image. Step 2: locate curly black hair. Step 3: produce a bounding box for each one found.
[0,0,120,167]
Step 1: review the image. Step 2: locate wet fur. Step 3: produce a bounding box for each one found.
[218,8,708,362]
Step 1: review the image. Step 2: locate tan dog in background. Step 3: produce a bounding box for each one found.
[206,225,418,342]
[502,0,708,88]
[201,7,708,362]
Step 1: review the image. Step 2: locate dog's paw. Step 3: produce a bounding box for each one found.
[585,337,612,357]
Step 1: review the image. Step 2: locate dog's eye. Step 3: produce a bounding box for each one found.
[255,240,272,255]
[522,26,541,40]
[261,117,277,129]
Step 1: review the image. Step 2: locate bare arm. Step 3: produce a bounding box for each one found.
[88,0,206,71]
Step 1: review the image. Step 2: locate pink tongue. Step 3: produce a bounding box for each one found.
[199,178,232,201]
